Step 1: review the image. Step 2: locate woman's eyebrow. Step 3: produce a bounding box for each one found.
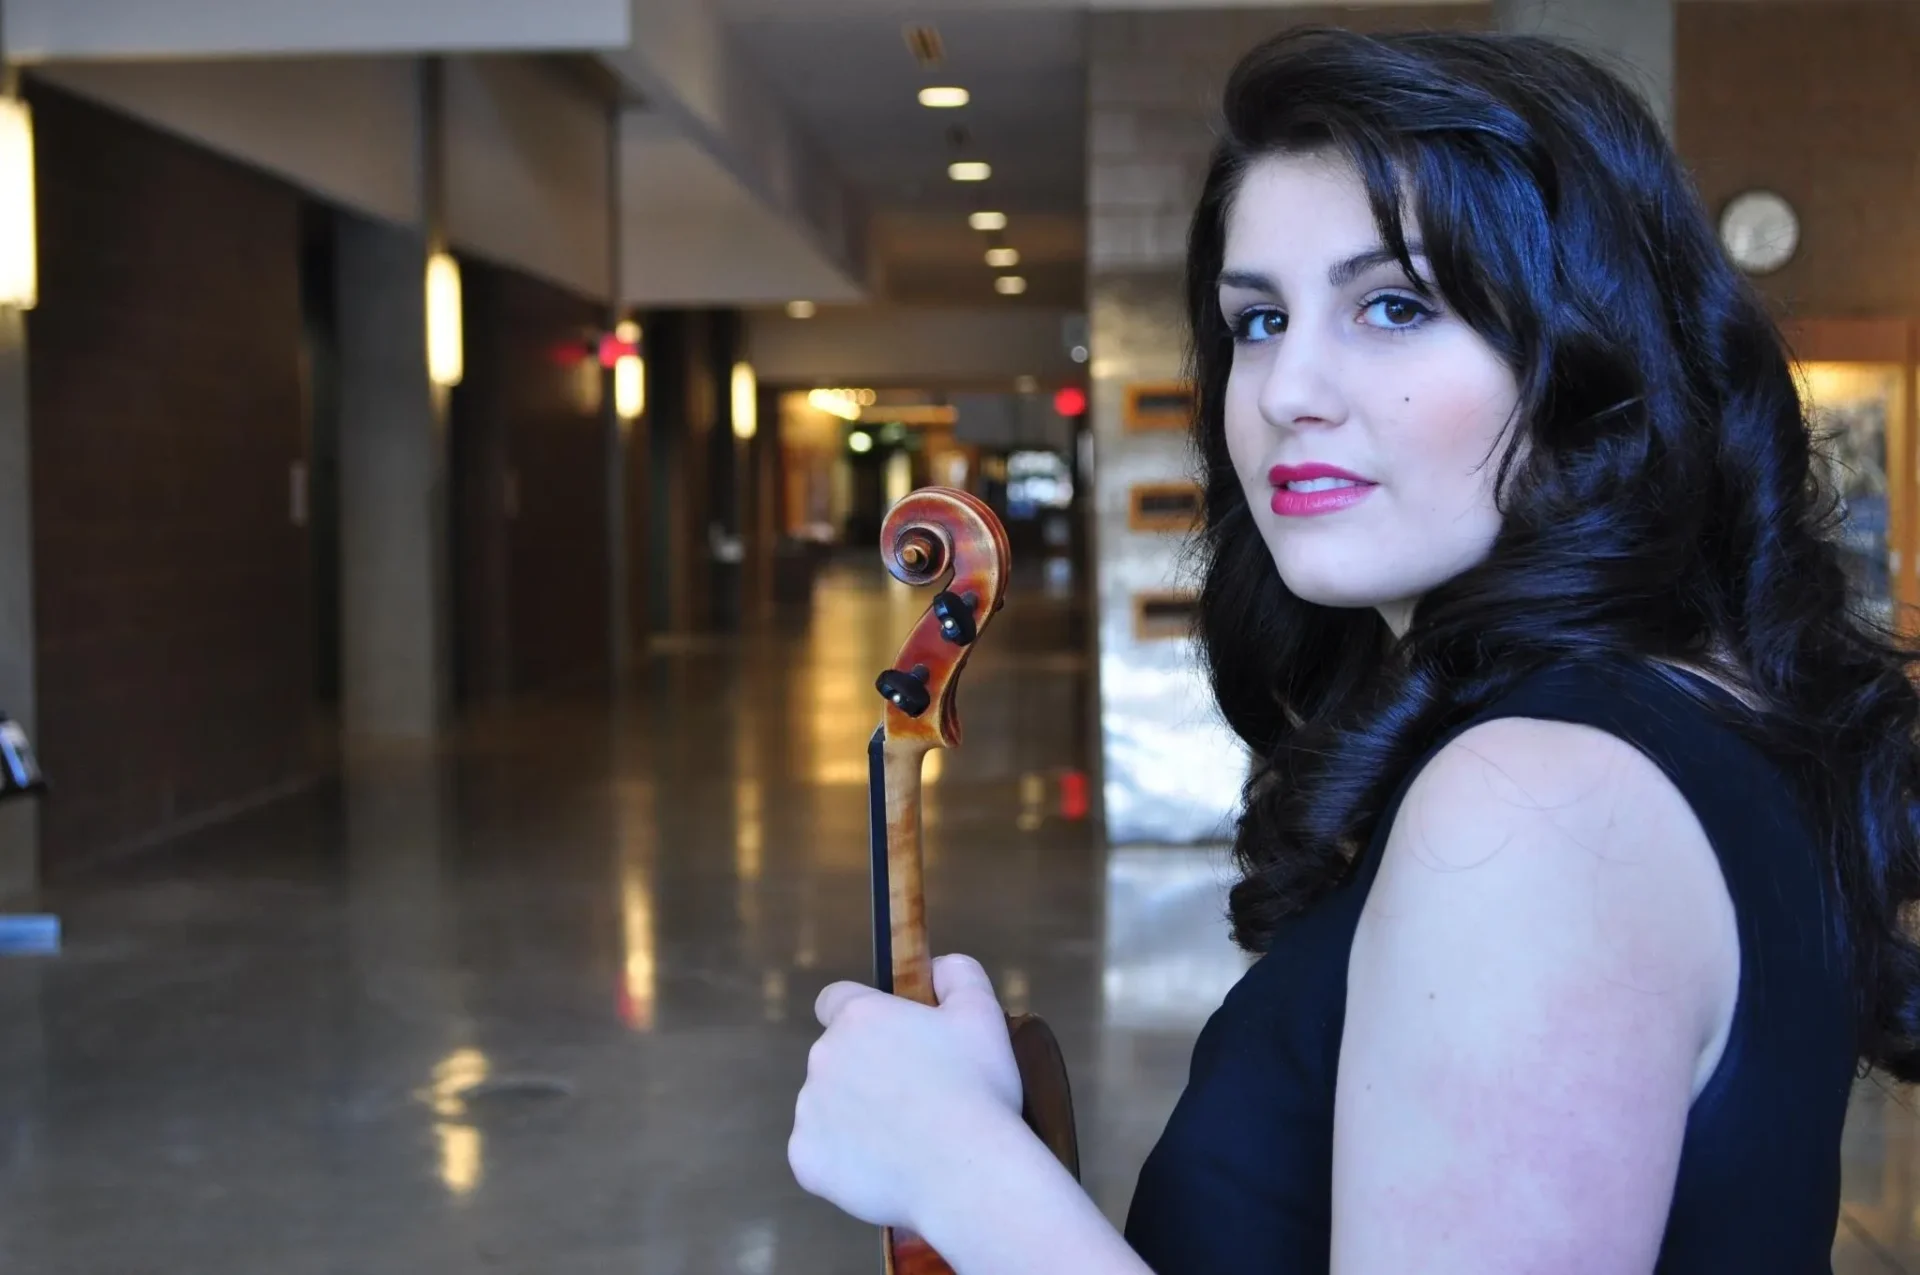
[1328,243,1428,287]
[1219,246,1430,295]
[1217,268,1275,292]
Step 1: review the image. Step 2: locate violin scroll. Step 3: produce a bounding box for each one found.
[886,526,947,586]
[871,489,1011,750]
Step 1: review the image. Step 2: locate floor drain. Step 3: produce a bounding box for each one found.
[455,1076,576,1112]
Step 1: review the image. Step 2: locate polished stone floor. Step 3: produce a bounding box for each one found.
[0,558,1917,1272]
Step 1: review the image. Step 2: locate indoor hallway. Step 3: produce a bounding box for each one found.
[0,559,1915,1272]
[0,558,1245,1273]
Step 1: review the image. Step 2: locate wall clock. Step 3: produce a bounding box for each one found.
[1719,190,1799,275]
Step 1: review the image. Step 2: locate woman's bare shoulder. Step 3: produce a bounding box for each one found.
[1331,716,1740,1273]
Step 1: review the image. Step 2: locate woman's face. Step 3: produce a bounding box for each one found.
[1219,150,1521,635]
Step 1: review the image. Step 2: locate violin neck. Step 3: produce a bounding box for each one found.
[868,727,936,1006]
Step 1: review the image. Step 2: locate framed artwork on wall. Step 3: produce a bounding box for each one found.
[1128,482,1204,533]
[1124,381,1196,432]
[1132,590,1199,641]
[1780,316,1917,634]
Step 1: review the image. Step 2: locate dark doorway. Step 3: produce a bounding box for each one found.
[298,202,342,715]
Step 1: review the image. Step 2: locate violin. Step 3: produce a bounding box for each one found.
[867,487,1081,1273]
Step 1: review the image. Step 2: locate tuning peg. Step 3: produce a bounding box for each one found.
[931,591,978,646]
[876,667,932,717]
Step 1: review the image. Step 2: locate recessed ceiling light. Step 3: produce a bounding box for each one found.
[919,86,969,109]
[985,247,1021,268]
[995,276,1028,296]
[969,211,1008,232]
[949,161,991,183]
[786,300,817,319]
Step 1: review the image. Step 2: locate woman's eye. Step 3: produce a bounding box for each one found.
[1232,309,1286,343]
[1363,294,1434,330]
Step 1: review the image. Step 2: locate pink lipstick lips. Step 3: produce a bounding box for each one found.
[1267,463,1377,517]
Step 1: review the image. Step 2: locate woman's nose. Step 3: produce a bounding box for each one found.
[1256,325,1347,432]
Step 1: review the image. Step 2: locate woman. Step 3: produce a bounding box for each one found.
[789,25,1920,1273]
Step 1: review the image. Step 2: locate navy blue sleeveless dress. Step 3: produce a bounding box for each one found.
[1123,659,1856,1272]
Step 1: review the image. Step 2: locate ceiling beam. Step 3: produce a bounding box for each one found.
[620,110,867,307]
[5,0,630,60]
[747,305,1079,387]
[599,0,869,303]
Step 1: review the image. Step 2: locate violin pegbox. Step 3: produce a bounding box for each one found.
[871,488,1011,750]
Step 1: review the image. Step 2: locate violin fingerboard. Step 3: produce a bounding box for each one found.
[867,725,892,994]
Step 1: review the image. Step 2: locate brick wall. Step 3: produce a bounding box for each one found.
[452,256,609,701]
[1088,1,1920,316]
[25,81,314,874]
[1679,1,1920,319]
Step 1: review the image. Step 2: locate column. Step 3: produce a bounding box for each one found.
[0,303,34,899]
[1494,0,1674,135]
[336,62,451,739]
[335,213,450,738]
[0,13,36,897]
[603,101,632,685]
[1086,11,1247,845]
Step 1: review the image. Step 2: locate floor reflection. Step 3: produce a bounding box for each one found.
[423,1048,489,1198]
[0,557,1909,1269]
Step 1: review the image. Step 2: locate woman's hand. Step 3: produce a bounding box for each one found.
[788,953,1027,1233]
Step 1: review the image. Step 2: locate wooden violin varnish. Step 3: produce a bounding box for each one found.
[865,488,1080,1274]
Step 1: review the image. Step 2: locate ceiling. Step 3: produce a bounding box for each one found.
[714,0,1844,312]
[721,5,1089,308]
[712,1,1486,308]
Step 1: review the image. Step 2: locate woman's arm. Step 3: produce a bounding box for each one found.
[1332,717,1739,1274]
[790,953,1154,1274]
[913,1109,1155,1274]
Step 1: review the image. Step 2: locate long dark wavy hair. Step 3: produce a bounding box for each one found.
[1191,26,1920,1078]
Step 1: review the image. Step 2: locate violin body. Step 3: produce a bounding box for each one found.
[866,488,1082,1273]
[885,1014,1080,1274]
[1006,1012,1081,1180]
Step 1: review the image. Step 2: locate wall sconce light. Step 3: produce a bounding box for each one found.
[0,99,37,310]
[731,361,758,440]
[613,320,645,421]
[425,251,463,387]
[806,387,872,422]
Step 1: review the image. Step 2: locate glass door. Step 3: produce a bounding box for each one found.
[1795,361,1906,629]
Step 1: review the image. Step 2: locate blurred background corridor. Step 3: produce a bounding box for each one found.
[0,0,1918,1270]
